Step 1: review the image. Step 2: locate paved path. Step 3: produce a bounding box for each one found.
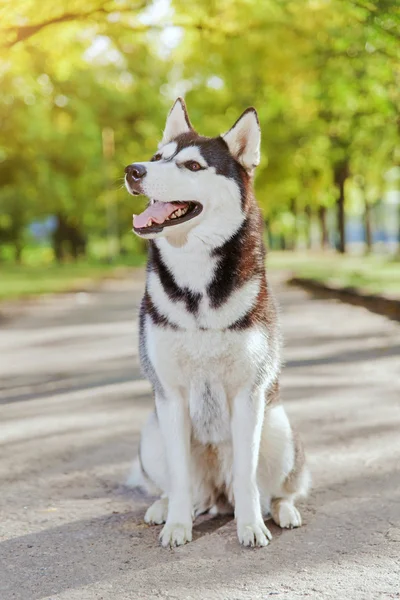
[1,271,400,600]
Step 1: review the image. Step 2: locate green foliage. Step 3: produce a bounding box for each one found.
[172,0,399,216]
[0,0,399,263]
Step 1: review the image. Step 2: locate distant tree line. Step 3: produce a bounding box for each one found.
[0,0,399,262]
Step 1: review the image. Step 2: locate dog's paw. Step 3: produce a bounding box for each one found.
[159,522,192,547]
[276,503,302,529]
[144,498,168,525]
[237,521,272,547]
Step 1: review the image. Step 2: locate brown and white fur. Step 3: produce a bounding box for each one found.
[124,98,310,548]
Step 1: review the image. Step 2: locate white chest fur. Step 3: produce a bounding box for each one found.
[145,319,270,444]
[156,237,217,292]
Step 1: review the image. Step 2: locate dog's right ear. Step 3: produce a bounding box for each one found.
[222,107,261,172]
[161,98,193,146]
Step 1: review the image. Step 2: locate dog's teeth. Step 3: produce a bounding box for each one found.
[146,219,152,227]
[169,205,192,219]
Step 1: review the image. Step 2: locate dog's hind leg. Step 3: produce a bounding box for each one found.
[126,409,170,525]
[138,410,168,493]
[271,434,311,528]
[270,497,302,528]
[145,494,169,525]
[258,402,310,530]
[134,409,170,525]
[128,412,168,525]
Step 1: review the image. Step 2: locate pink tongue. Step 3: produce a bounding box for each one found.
[133,201,186,229]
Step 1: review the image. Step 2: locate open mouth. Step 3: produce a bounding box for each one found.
[133,200,203,235]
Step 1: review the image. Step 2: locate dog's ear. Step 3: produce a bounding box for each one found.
[222,108,261,171]
[161,97,193,145]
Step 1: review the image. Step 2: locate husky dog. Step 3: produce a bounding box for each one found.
[124,98,310,548]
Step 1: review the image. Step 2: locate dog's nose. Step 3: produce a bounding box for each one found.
[125,163,147,181]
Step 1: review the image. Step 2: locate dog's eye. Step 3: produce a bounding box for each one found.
[184,160,203,172]
[151,153,162,162]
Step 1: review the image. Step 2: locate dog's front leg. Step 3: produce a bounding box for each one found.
[156,391,193,547]
[232,386,272,547]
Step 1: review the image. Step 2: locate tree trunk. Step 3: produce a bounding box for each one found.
[14,240,22,263]
[290,198,298,250]
[334,161,349,254]
[318,206,328,249]
[68,223,87,261]
[337,195,345,253]
[364,199,372,254]
[304,205,312,250]
[52,213,67,263]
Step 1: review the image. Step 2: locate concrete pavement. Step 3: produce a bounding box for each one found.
[1,270,399,600]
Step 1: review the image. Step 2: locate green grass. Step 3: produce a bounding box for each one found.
[267,251,400,297]
[0,255,146,301]
[1,249,399,302]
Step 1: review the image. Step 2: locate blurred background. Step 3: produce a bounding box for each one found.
[0,0,399,300]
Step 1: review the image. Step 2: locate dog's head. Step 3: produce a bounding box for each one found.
[125,98,260,244]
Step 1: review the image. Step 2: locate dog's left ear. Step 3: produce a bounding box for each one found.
[222,108,261,171]
[161,97,193,145]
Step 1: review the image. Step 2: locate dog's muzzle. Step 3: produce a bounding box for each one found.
[125,163,146,195]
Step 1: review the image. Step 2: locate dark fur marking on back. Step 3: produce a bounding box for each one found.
[143,289,178,329]
[207,203,265,309]
[207,221,248,309]
[149,242,202,314]
[228,277,272,330]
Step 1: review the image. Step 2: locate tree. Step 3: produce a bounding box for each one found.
[0,0,399,262]
[169,0,400,251]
